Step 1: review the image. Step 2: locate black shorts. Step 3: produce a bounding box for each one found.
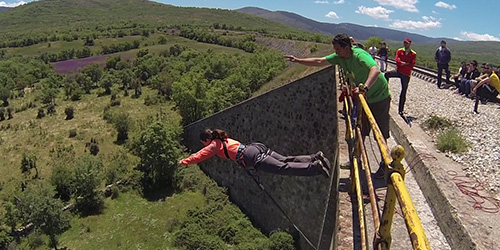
[361,97,391,139]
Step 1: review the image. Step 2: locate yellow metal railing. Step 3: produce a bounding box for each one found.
[339,67,430,250]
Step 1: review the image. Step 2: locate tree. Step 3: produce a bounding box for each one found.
[72,155,104,215]
[110,112,133,142]
[50,164,74,201]
[0,87,10,107]
[19,181,71,250]
[21,153,39,180]
[99,72,117,95]
[105,56,122,70]
[132,121,183,190]
[75,73,93,94]
[364,36,383,50]
[171,72,209,125]
[157,35,167,45]
[81,64,103,85]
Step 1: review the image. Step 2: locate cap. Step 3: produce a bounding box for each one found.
[404,38,412,43]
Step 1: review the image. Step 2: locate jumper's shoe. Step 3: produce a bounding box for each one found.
[314,151,331,170]
[315,160,330,178]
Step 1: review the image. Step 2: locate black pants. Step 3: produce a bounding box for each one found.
[474,86,499,112]
[361,97,391,139]
[242,143,323,176]
[437,63,450,87]
[385,70,410,113]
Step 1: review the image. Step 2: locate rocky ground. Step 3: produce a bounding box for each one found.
[387,67,500,197]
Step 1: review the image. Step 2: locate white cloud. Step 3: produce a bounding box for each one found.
[373,0,419,13]
[334,0,345,4]
[315,1,329,4]
[453,37,463,41]
[356,6,393,21]
[325,11,339,19]
[0,1,26,7]
[435,1,456,10]
[389,16,441,30]
[460,31,500,42]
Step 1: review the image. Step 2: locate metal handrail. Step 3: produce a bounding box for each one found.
[339,66,431,250]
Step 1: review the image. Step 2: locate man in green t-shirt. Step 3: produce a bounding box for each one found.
[285,33,391,139]
[285,33,391,177]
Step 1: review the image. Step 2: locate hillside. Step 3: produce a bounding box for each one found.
[0,7,9,13]
[0,0,312,41]
[237,7,451,44]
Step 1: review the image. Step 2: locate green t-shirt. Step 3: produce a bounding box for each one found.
[326,46,390,103]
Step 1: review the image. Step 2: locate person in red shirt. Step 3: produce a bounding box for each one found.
[384,38,417,116]
[178,128,331,177]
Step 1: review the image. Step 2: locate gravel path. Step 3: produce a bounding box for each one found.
[386,66,500,196]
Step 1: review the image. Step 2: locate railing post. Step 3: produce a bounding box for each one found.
[376,146,405,249]
[390,145,432,250]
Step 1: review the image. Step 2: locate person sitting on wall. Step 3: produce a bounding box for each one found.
[178,128,331,178]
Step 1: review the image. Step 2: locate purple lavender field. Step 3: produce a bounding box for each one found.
[52,55,110,74]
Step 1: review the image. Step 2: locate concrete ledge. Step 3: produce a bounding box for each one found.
[388,104,498,250]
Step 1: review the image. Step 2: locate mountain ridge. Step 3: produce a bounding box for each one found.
[236,7,455,43]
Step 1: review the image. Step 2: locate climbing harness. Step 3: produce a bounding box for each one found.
[220,140,319,250]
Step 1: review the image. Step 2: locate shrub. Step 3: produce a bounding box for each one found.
[65,106,74,120]
[111,112,133,142]
[85,138,99,155]
[423,114,452,130]
[269,231,295,250]
[110,98,121,107]
[47,104,56,115]
[310,44,318,53]
[105,150,131,185]
[144,95,159,106]
[6,107,13,119]
[437,128,469,153]
[0,108,4,121]
[110,185,120,199]
[27,229,45,249]
[174,223,225,250]
[69,129,77,138]
[37,108,45,119]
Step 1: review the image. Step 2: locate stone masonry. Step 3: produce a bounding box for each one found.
[183,66,339,250]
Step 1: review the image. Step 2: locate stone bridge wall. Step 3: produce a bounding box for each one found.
[183,66,340,250]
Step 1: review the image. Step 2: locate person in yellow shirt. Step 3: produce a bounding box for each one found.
[472,63,499,113]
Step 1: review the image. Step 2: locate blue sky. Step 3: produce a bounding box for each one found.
[3,0,499,41]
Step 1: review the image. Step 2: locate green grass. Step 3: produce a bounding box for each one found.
[253,40,332,96]
[422,114,453,131]
[0,86,179,200]
[436,128,469,153]
[58,191,204,250]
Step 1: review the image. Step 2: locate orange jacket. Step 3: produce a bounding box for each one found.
[179,138,242,165]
